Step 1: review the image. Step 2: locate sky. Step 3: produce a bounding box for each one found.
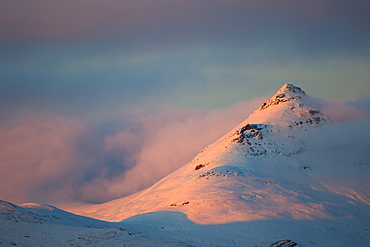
[1,0,370,204]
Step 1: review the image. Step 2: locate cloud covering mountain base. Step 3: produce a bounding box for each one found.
[0,97,266,204]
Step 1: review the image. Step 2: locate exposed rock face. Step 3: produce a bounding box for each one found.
[269,239,298,247]
[232,124,266,144]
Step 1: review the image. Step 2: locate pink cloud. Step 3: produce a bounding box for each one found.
[0,97,267,204]
[79,97,267,200]
[319,99,370,122]
[0,114,85,203]
[2,94,368,205]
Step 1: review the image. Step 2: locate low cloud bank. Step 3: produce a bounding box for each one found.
[0,97,265,204]
[1,95,369,205]
[320,98,370,122]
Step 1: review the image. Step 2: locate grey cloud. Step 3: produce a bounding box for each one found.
[345,96,370,113]
[1,0,369,51]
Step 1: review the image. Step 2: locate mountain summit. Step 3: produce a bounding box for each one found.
[249,83,328,127]
[64,84,367,225]
[220,83,330,158]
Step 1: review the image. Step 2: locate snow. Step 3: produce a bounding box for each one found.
[0,200,193,246]
[1,83,370,246]
[122,211,369,246]
[60,84,342,224]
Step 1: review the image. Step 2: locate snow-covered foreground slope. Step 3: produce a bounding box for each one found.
[0,200,198,246]
[2,84,370,246]
[1,200,305,246]
[1,199,369,247]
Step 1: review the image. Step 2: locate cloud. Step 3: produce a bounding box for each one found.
[345,96,370,113]
[1,0,369,49]
[1,0,369,209]
[319,98,370,122]
[0,96,266,204]
[0,93,369,205]
[77,97,267,202]
[2,0,370,118]
[0,115,85,203]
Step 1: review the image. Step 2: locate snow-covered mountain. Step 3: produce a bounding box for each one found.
[2,84,369,246]
[63,84,369,226]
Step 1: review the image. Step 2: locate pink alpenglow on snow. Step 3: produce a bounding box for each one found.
[62,84,370,225]
[1,83,370,247]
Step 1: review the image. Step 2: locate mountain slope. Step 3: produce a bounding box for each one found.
[63,84,369,226]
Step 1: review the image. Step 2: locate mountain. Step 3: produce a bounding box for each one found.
[2,83,369,246]
[62,84,369,226]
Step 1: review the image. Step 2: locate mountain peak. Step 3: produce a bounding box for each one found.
[241,83,329,130]
[223,83,330,157]
[279,83,305,94]
[63,83,333,224]
[259,83,306,111]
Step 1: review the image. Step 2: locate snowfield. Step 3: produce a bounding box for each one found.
[1,84,369,246]
[0,201,194,246]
